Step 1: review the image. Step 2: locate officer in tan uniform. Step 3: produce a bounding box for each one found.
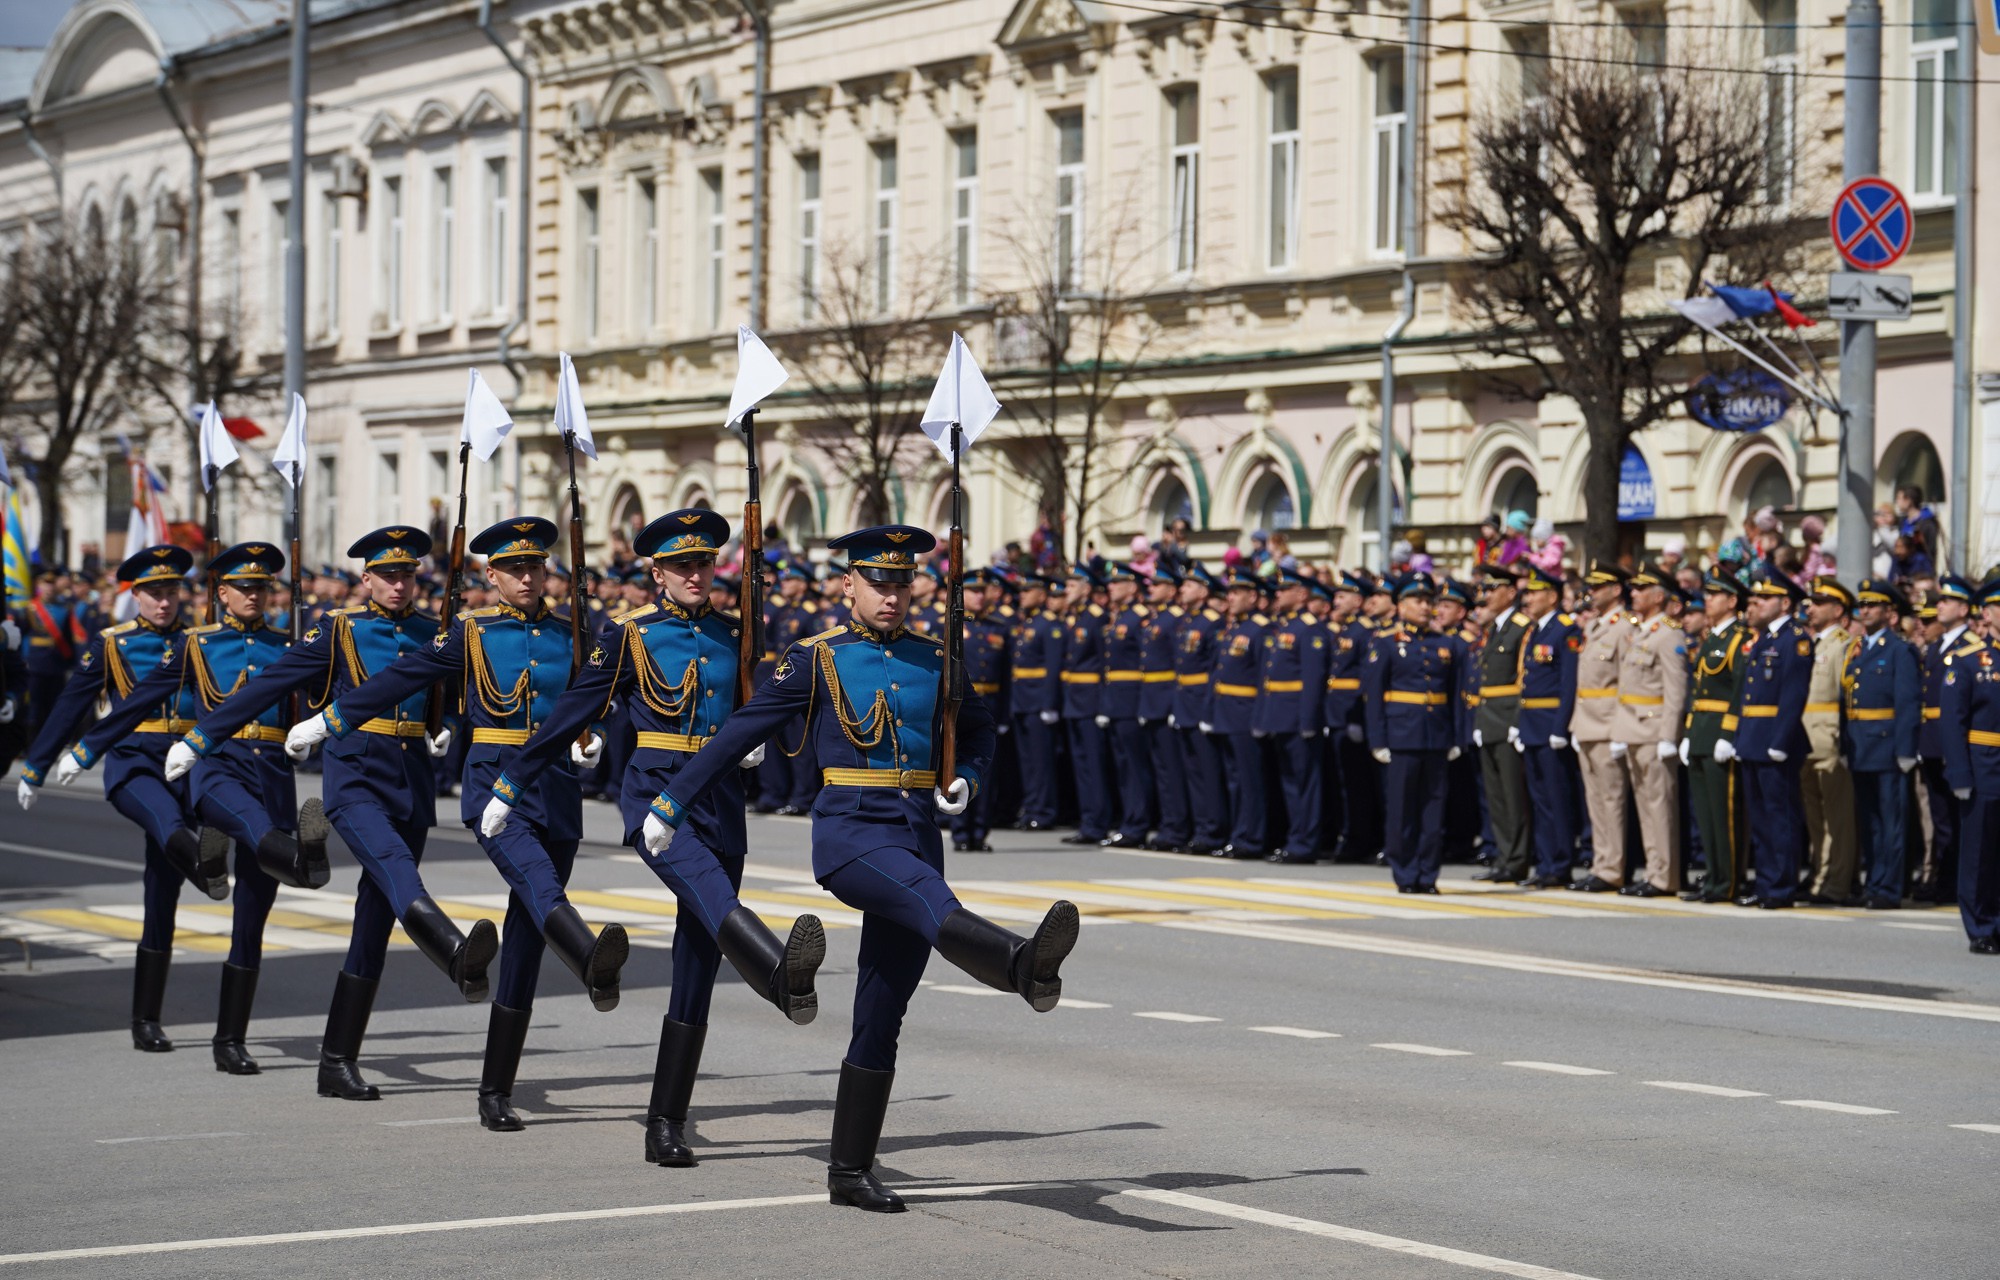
[1570,562,1635,892]
[1609,563,1688,896]
[1800,577,1858,904]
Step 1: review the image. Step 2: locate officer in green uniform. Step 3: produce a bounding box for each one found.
[1678,571,1750,902]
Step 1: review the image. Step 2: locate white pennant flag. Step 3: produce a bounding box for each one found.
[919,332,1001,461]
[553,351,596,460]
[271,393,307,488]
[196,401,238,491]
[727,325,789,431]
[1668,296,1739,334]
[461,369,515,461]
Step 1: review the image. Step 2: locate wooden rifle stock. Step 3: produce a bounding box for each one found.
[424,443,471,739]
[562,433,591,752]
[938,422,966,791]
[739,500,763,708]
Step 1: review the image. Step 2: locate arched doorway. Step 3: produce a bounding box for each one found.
[1244,469,1296,533]
[607,482,645,550]
[1347,475,1383,568]
[1879,431,1944,508]
[777,484,815,552]
[1741,457,1794,518]
[1151,472,1193,532]
[1491,463,1539,521]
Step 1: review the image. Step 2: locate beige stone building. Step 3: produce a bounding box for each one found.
[0,0,1990,575]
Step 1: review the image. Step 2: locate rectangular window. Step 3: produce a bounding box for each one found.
[1167,88,1199,274]
[1911,0,1959,201]
[579,188,601,340]
[375,175,403,330]
[1268,70,1302,267]
[1368,60,1404,257]
[951,131,978,306]
[267,197,288,345]
[1054,110,1084,291]
[429,164,454,323]
[375,450,400,526]
[314,188,341,338]
[481,156,508,317]
[222,207,243,319]
[798,153,821,320]
[310,454,337,565]
[873,142,898,312]
[638,177,660,330]
[1508,27,1550,102]
[1759,0,1798,207]
[702,169,724,330]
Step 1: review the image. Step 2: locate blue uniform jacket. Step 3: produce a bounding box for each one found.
[1941,634,2000,795]
[963,610,1012,723]
[1173,606,1223,726]
[1515,612,1580,741]
[22,598,89,676]
[648,619,997,878]
[1323,619,1368,730]
[21,618,196,793]
[1101,604,1150,719]
[1841,629,1920,772]
[182,602,440,828]
[1209,614,1265,734]
[322,603,585,841]
[1061,604,1107,720]
[1009,608,1065,717]
[1920,625,1974,759]
[495,598,744,848]
[1254,609,1329,736]
[1137,605,1183,721]
[1361,624,1470,752]
[1728,618,1814,762]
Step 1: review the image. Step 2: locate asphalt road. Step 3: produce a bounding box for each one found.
[3,773,1997,1278]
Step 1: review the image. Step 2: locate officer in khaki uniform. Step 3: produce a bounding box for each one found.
[1608,564,1687,895]
[1570,562,1635,892]
[1800,577,1858,904]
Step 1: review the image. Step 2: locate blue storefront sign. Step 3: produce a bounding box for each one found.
[1617,444,1655,521]
[1687,368,1793,433]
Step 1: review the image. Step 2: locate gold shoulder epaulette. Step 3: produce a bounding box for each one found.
[802,624,845,645]
[1557,613,1576,625]
[465,605,505,619]
[103,620,139,637]
[331,603,368,616]
[1088,604,1105,617]
[906,630,947,648]
[1252,613,1270,625]
[613,603,658,626]
[188,622,224,635]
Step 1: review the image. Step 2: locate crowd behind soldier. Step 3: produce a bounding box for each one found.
[6,486,2000,957]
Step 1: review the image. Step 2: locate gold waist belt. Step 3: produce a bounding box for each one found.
[1803,702,1840,714]
[1384,691,1447,706]
[1969,730,2000,747]
[822,768,937,789]
[1061,672,1102,684]
[1739,705,1779,718]
[1105,670,1144,682]
[1691,699,1731,713]
[1479,683,1522,697]
[1214,682,1257,697]
[970,682,1000,696]
[235,725,286,743]
[1846,708,1895,722]
[1619,694,1663,707]
[1923,707,1942,720]
[635,732,710,752]
[472,727,532,745]
[1013,667,1048,678]
[134,718,198,735]
[1578,688,1616,698]
[1520,697,1562,709]
[1264,680,1304,693]
[358,718,428,737]
[1179,673,1210,686]
[1142,672,1176,683]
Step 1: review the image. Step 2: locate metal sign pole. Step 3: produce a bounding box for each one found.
[1834,0,1881,582]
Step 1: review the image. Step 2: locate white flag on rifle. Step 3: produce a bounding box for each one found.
[727,326,789,431]
[197,401,238,490]
[461,369,515,461]
[919,332,1001,461]
[554,351,596,460]
[271,394,307,489]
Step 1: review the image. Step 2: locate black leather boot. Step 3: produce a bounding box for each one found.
[934,901,1080,1012]
[163,828,229,901]
[644,1017,708,1167]
[715,907,824,1025]
[131,946,173,1052]
[541,904,628,1012]
[403,896,498,1002]
[252,799,331,890]
[478,1003,533,1131]
[212,962,261,1075]
[827,1060,903,1212]
[314,970,381,1100]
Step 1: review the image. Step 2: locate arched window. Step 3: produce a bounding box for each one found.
[84,204,106,246]
[1244,470,1295,533]
[1742,458,1794,517]
[779,485,815,550]
[1883,433,1943,506]
[1493,465,1539,521]
[607,482,644,547]
[1152,474,1193,531]
[1347,476,1382,567]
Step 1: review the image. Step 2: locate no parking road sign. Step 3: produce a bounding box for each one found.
[1831,177,1912,272]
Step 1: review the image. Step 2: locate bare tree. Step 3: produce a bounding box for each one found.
[1440,33,1814,560]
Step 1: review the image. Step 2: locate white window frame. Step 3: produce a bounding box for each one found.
[266,194,288,349]
[701,169,725,331]
[375,448,402,526]
[798,153,821,321]
[1910,35,1958,204]
[951,131,978,307]
[428,162,455,324]
[1367,61,1404,260]
[873,142,899,313]
[1267,71,1302,269]
[1053,111,1085,292]
[314,182,341,340]
[219,203,243,321]
[578,187,601,342]
[1167,88,1199,276]
[636,174,660,332]
[374,171,404,333]
[479,152,509,319]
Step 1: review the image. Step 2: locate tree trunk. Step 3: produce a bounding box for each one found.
[33,466,63,566]
[1582,410,1625,567]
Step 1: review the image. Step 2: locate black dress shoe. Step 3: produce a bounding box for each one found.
[1970,937,2000,955]
[969,841,993,852]
[1862,896,1902,910]
[1734,893,1762,907]
[1213,844,1237,858]
[1412,885,1441,894]
[1700,890,1734,904]
[1268,851,1316,865]
[1059,833,1095,845]
[774,805,801,817]
[1100,832,1144,848]
[1396,884,1414,894]
[1568,877,1620,893]
[1021,819,1048,831]
[1186,841,1219,855]
[1678,889,1706,901]
[953,841,971,852]
[1627,883,1667,898]
[1759,898,1793,910]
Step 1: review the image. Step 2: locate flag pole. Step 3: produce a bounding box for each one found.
[425,438,472,740]
[939,410,965,791]
[738,407,765,709]
[561,427,591,751]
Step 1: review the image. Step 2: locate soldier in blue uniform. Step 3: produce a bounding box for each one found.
[20,570,91,736]
[1173,565,1229,854]
[1943,578,2000,952]
[1060,564,1115,845]
[1136,563,1189,851]
[16,545,226,1053]
[1916,576,1978,904]
[164,526,497,1101]
[288,517,631,1130]
[1843,579,1922,910]
[488,509,824,1166]
[1717,569,1814,908]
[0,611,25,774]
[640,525,1077,1213]
[1211,571,1268,858]
[1257,566,1328,863]
[1513,565,1582,888]
[1361,573,1470,892]
[1320,572,1372,862]
[954,568,1013,851]
[1100,562,1156,848]
[1008,575,1065,831]
[60,542,328,1074]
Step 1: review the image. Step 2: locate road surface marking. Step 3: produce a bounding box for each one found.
[1504,1061,1613,1076]
[1116,1187,1605,1280]
[378,1117,481,1127]
[1949,1124,2000,1134]
[1371,1043,1472,1056]
[1779,1100,1897,1116]
[1057,999,1111,1009]
[1877,922,1957,932]
[1125,878,1518,919]
[929,984,1004,997]
[1642,1081,1767,1098]
[1250,1026,1339,1039]
[1134,1011,1221,1023]
[94,1132,248,1145]
[0,840,142,871]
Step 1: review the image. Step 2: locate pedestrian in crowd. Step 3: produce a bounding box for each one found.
[1896,485,1941,566]
[1497,511,1533,566]
[1799,516,1835,581]
[1526,518,1568,575]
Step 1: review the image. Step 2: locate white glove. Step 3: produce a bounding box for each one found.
[1447,746,1462,761]
[1345,724,1364,743]
[571,733,604,769]
[642,811,673,853]
[1955,788,1973,801]
[934,777,969,815]
[1549,735,1569,750]
[1897,756,1917,774]
[165,741,198,781]
[1767,748,1788,763]
[1094,715,1110,729]
[1512,735,1526,753]
[428,726,452,758]
[740,742,766,768]
[480,796,512,837]
[1473,728,1484,748]
[1301,729,1317,740]
[995,722,1010,735]
[0,617,19,648]
[1656,741,1677,761]
[1199,721,1214,734]
[1039,709,1060,725]
[1714,738,1737,764]
[287,713,331,761]
[1137,717,1148,727]
[16,779,34,811]
[1507,725,1522,747]
[1609,741,1628,759]
[53,753,83,786]
[1167,714,1178,729]
[1372,747,1391,764]
[1678,739,1691,766]
[0,698,12,725]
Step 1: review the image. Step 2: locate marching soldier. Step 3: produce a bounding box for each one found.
[1917,576,1978,904]
[955,568,1013,851]
[1800,578,1859,904]
[1060,564,1114,846]
[1137,563,1190,852]
[1609,564,1688,897]
[1515,565,1581,888]
[1256,566,1327,863]
[20,569,90,735]
[1718,569,1814,908]
[1176,565,1230,855]
[1100,563,1155,848]
[1570,562,1634,891]
[1943,578,2000,953]
[163,526,495,1101]
[1360,573,1470,893]
[1845,579,1922,911]
[1472,565,1532,882]
[15,545,228,1054]
[62,542,328,1074]
[638,524,1077,1213]
[1680,572,1751,902]
[1009,576,1064,832]
[1211,570,1269,858]
[288,517,632,1130]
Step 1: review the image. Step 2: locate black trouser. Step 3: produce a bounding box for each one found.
[1480,738,1531,876]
